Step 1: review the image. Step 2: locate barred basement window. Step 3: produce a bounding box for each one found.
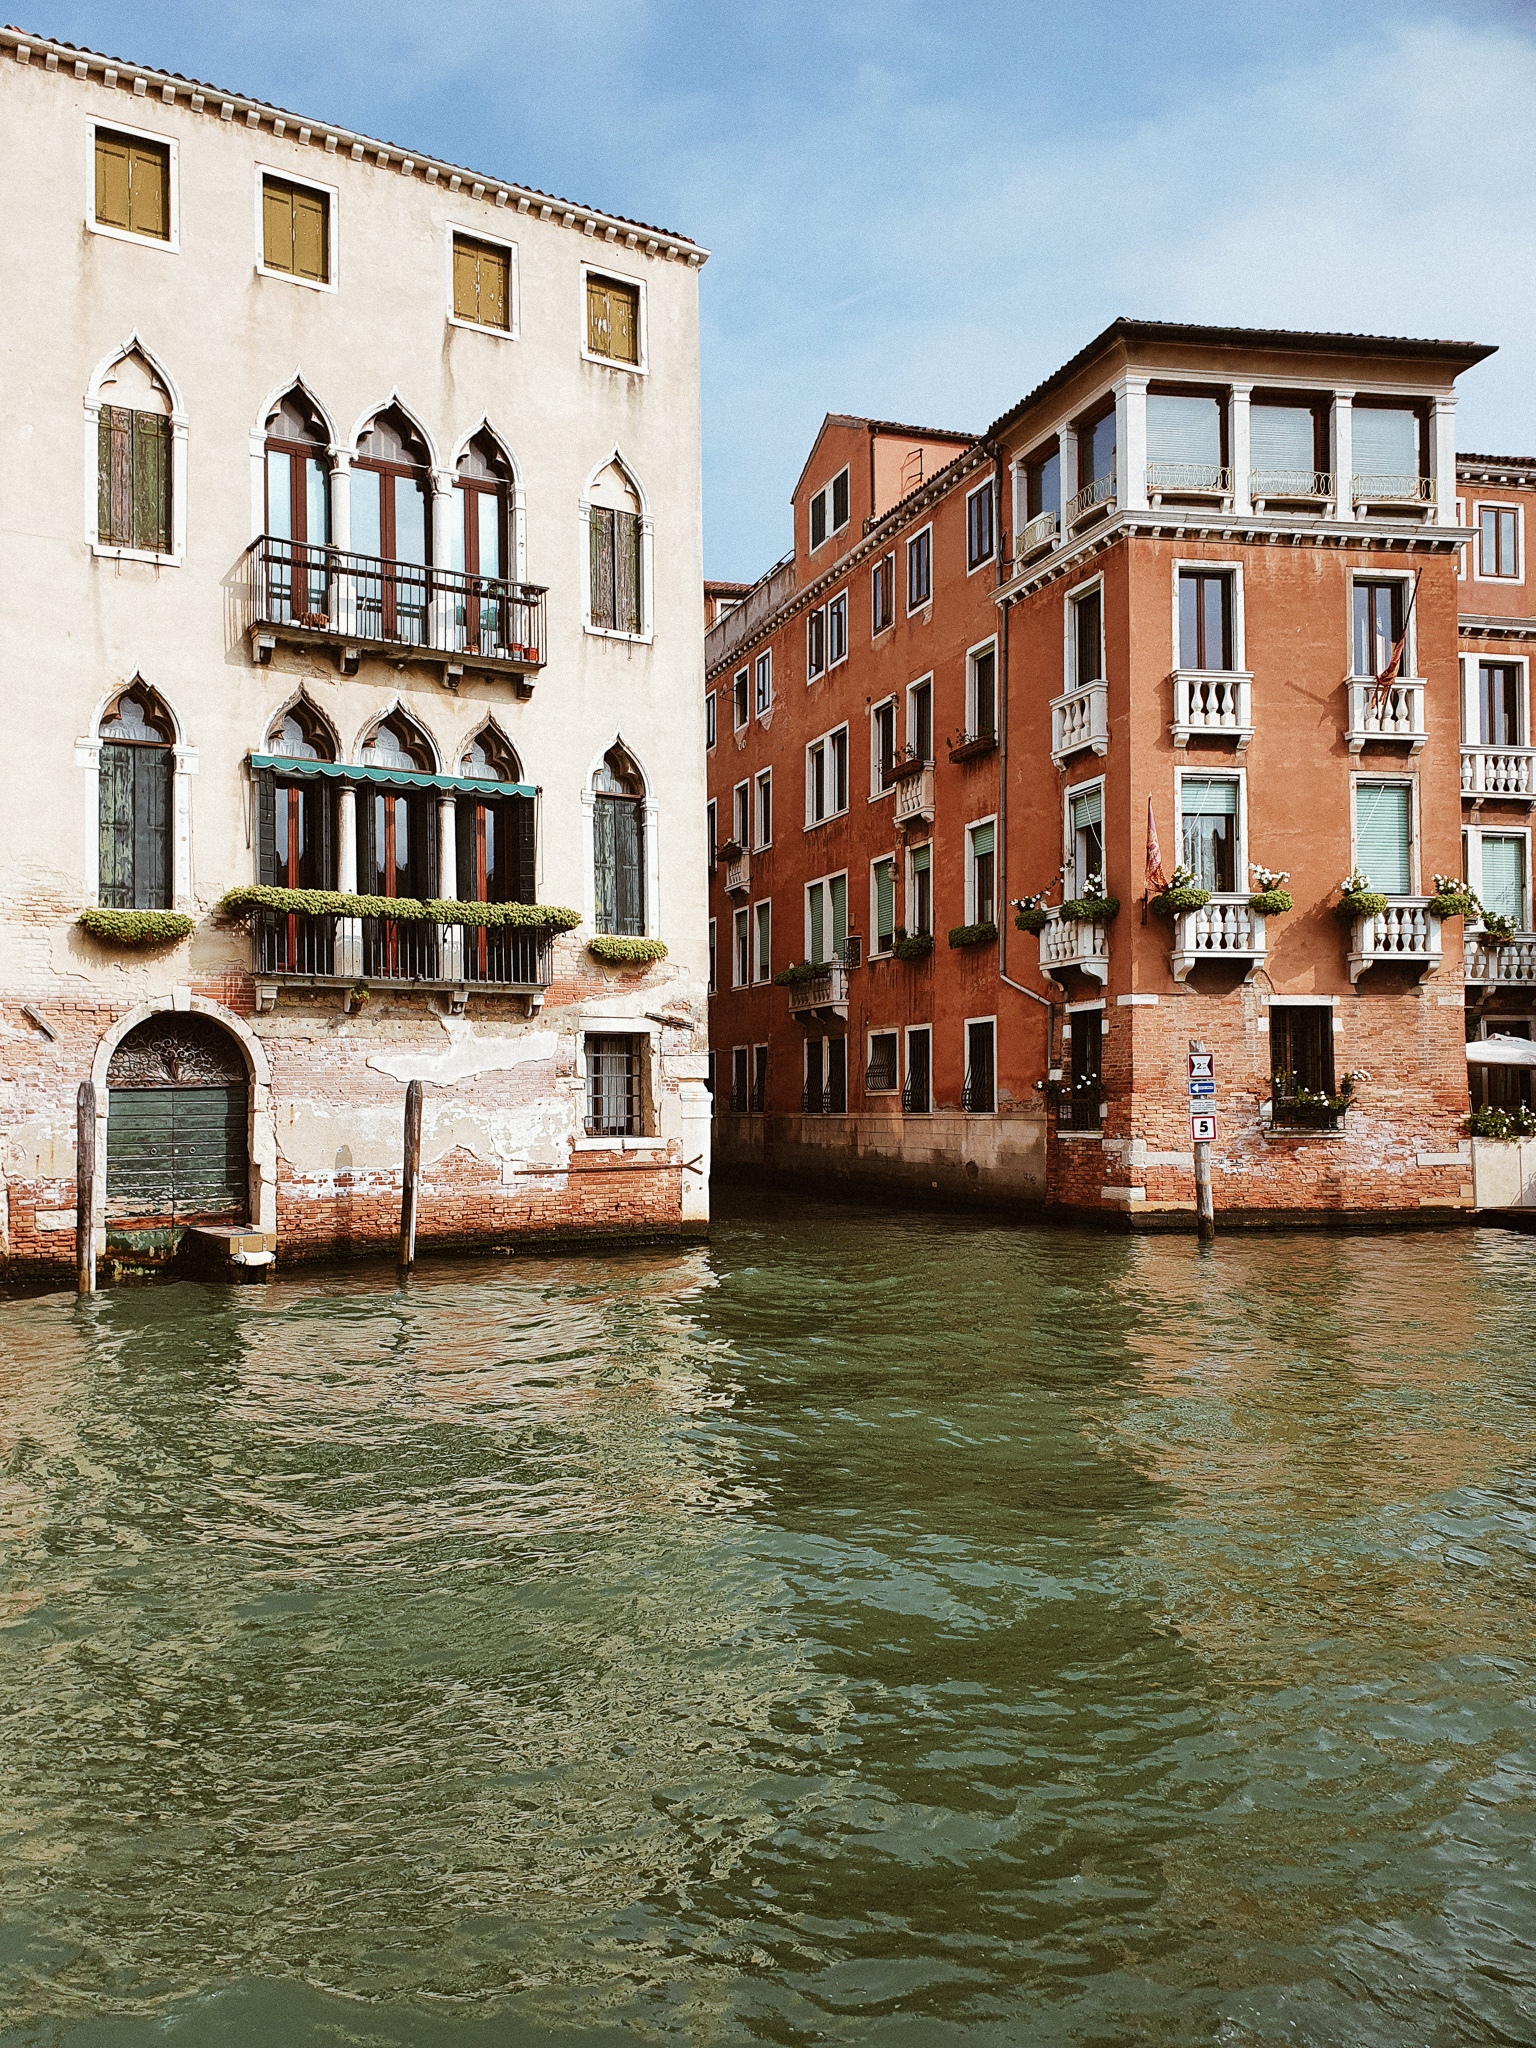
[866,1030,898,1093]
[587,1034,643,1136]
[963,1020,996,1112]
[452,234,511,330]
[94,129,170,240]
[99,688,174,910]
[590,506,642,632]
[586,275,640,364]
[98,406,171,552]
[262,176,329,283]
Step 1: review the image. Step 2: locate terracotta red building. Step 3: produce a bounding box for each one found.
[706,320,1527,1224]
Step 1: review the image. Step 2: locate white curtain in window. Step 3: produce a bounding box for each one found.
[1352,409,1419,477]
[1249,405,1314,472]
[1481,836,1526,924]
[1146,395,1221,466]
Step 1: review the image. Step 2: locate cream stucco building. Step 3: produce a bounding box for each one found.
[0,27,711,1279]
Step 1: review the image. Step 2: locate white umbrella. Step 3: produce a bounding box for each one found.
[1466,1035,1536,1067]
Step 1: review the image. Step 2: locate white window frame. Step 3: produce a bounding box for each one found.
[87,117,181,254]
[906,674,934,762]
[731,778,750,849]
[827,590,849,668]
[965,812,999,926]
[869,854,897,955]
[803,870,850,962]
[732,667,749,732]
[866,1026,901,1095]
[806,605,826,682]
[805,724,850,828]
[1170,557,1246,673]
[1347,568,1419,681]
[1174,767,1248,894]
[1063,773,1107,896]
[705,689,717,751]
[732,906,750,988]
[253,163,339,293]
[753,899,772,982]
[905,838,934,937]
[1349,772,1421,895]
[906,523,934,614]
[965,636,998,739]
[869,695,898,801]
[965,481,995,575]
[904,1025,933,1112]
[708,915,717,993]
[1063,571,1105,693]
[963,1015,998,1111]
[872,550,896,636]
[579,262,649,376]
[755,768,773,851]
[731,1045,750,1105]
[1462,652,1530,748]
[1464,823,1531,925]
[808,465,851,554]
[1473,498,1525,585]
[445,221,520,340]
[755,649,773,717]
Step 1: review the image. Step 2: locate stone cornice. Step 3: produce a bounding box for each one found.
[1458,613,1536,641]
[2,27,706,266]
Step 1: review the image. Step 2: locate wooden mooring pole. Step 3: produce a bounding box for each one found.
[75,1079,96,1295]
[398,1078,422,1275]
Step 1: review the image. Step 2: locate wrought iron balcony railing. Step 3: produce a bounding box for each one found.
[1146,461,1232,499]
[1066,473,1116,525]
[241,535,547,680]
[1016,509,1059,558]
[1056,1083,1103,1132]
[252,908,553,991]
[1249,468,1334,503]
[1351,474,1437,509]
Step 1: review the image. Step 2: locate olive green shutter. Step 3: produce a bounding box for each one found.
[614,801,643,935]
[482,246,508,329]
[830,874,847,954]
[133,748,170,908]
[132,414,170,553]
[97,411,113,539]
[95,131,132,227]
[615,511,640,632]
[262,179,291,270]
[292,188,327,281]
[452,239,478,320]
[875,859,894,940]
[1480,835,1525,924]
[99,746,136,907]
[516,795,536,904]
[129,143,166,239]
[109,408,134,544]
[256,771,278,885]
[590,508,615,628]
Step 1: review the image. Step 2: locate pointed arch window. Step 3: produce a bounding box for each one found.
[352,408,432,643]
[253,702,337,970]
[97,351,172,553]
[593,745,645,935]
[99,687,174,909]
[587,462,643,635]
[456,729,533,910]
[264,391,331,621]
[361,714,437,902]
[453,433,512,653]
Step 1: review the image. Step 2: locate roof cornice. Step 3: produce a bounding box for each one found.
[1,25,706,265]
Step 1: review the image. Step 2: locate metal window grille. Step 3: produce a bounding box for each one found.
[865,1055,897,1092]
[800,1083,823,1115]
[587,1035,640,1137]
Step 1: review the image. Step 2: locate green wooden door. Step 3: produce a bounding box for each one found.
[107,1085,247,1224]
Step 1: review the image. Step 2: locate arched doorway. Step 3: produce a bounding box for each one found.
[106,1015,249,1252]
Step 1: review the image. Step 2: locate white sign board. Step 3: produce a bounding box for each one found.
[1190,1110,1218,1144]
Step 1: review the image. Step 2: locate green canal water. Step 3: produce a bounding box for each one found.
[2,1197,1535,2047]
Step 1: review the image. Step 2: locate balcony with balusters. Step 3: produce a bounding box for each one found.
[1347,899,1442,983]
[1346,678,1426,754]
[1462,746,1536,804]
[892,765,935,827]
[1171,672,1252,749]
[1169,896,1266,983]
[1050,682,1109,766]
[1465,930,1536,988]
[1038,908,1109,988]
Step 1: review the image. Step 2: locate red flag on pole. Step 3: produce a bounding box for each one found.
[1145,797,1168,895]
[1371,569,1419,716]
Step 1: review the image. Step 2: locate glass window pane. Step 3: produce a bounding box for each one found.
[395,477,427,565]
[351,469,381,557]
[266,451,292,540]
[305,458,328,544]
[479,493,500,578]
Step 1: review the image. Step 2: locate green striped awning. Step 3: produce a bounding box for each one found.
[248,754,536,799]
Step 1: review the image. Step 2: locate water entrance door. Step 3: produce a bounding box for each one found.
[106,1017,248,1251]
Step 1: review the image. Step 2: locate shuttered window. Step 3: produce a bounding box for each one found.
[94,129,169,239]
[99,742,172,909]
[586,275,640,363]
[452,235,511,330]
[262,177,330,282]
[970,821,995,926]
[1249,403,1316,474]
[1180,777,1239,892]
[594,795,644,934]
[589,506,642,631]
[1146,394,1222,466]
[1355,782,1412,896]
[910,845,931,935]
[874,858,895,949]
[1352,407,1419,479]
[1070,785,1104,896]
[97,408,171,552]
[455,793,536,904]
[1480,835,1526,926]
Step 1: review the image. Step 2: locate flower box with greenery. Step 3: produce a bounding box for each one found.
[1013,890,1051,935]
[78,908,195,947]
[1469,1102,1536,1140]
[1148,863,1211,917]
[947,921,998,949]
[718,838,744,861]
[1334,871,1388,922]
[587,935,668,965]
[885,746,928,782]
[772,961,820,987]
[1270,1068,1366,1130]
[1247,863,1294,915]
[219,886,581,931]
[1479,909,1520,941]
[1058,873,1120,925]
[890,928,934,962]
[1427,873,1480,920]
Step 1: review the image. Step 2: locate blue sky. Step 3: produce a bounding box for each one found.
[30,0,1536,579]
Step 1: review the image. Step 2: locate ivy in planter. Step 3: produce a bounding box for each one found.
[1335,891,1388,922]
[588,935,668,965]
[218,886,581,930]
[947,921,997,949]
[1058,896,1120,925]
[1148,886,1211,916]
[1469,1102,1536,1140]
[78,909,194,947]
[1014,905,1049,935]
[1427,889,1479,919]
[1248,888,1294,915]
[772,961,820,986]
[891,931,934,962]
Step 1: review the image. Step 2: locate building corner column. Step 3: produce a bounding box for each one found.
[1229,383,1252,514]
[1115,374,1149,511]
[1331,392,1354,522]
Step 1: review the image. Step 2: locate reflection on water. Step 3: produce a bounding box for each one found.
[2,1200,1534,2046]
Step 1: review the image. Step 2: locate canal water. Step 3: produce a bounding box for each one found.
[2,1197,1535,2047]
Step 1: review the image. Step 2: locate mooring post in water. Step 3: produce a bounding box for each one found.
[399,1078,422,1275]
[1189,1038,1216,1243]
[75,1079,96,1295]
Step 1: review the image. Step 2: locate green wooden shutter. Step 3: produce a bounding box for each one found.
[594,795,617,931]
[263,180,292,270]
[256,771,278,885]
[132,414,170,553]
[831,874,847,953]
[1356,784,1411,896]
[971,821,995,859]
[614,801,643,935]
[1481,836,1525,924]
[516,795,537,905]
[109,408,133,545]
[133,747,171,908]
[590,509,615,628]
[419,793,439,900]
[97,412,113,540]
[128,141,167,240]
[876,860,894,941]
[95,132,132,228]
[293,188,327,281]
[1069,786,1102,834]
[99,746,136,908]
[615,512,640,632]
[808,883,824,964]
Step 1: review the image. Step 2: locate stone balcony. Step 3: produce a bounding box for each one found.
[1171,671,1252,748]
[1039,907,1109,987]
[1465,932,1536,987]
[893,766,935,827]
[786,961,851,1024]
[1461,747,1536,803]
[724,848,750,897]
[1348,898,1442,983]
[1346,678,1426,754]
[1170,896,1267,982]
[1050,681,1109,765]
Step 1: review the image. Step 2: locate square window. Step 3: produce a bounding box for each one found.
[1480,505,1520,580]
[1478,664,1523,747]
[586,273,641,364]
[95,128,170,241]
[262,175,330,282]
[586,1033,644,1136]
[1270,1008,1335,1103]
[1178,571,1232,670]
[452,232,512,331]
